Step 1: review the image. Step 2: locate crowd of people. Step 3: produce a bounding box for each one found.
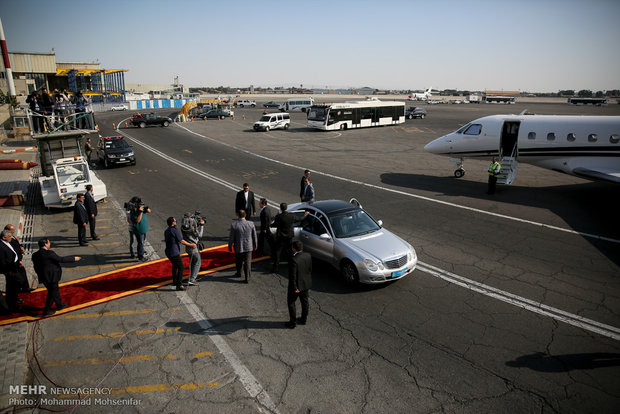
[25,88,93,133]
[1,170,318,327]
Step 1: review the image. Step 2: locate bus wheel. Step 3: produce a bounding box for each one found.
[340,124,347,131]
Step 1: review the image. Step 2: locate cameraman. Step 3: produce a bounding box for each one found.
[128,197,151,262]
[181,211,205,286]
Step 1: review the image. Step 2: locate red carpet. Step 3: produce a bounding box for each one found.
[0,245,268,326]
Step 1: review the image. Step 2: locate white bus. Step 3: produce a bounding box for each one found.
[285,97,314,112]
[307,100,406,131]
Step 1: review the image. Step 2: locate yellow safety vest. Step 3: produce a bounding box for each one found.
[488,162,501,177]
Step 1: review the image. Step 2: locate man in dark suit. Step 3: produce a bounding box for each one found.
[32,238,80,316]
[73,193,89,246]
[84,184,100,240]
[272,203,308,273]
[234,183,256,220]
[258,198,274,255]
[0,229,20,314]
[299,169,310,202]
[285,241,312,329]
[4,224,31,293]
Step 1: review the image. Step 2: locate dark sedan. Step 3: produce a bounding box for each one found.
[263,101,284,108]
[406,107,427,119]
[199,109,234,119]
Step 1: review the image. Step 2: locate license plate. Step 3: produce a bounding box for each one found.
[392,268,408,278]
[119,158,126,161]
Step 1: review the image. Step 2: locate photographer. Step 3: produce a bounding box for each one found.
[181,211,205,286]
[127,197,151,262]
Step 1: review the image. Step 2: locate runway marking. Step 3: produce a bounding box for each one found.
[178,293,280,414]
[171,122,620,245]
[54,327,181,342]
[44,352,212,367]
[416,262,620,341]
[117,126,620,342]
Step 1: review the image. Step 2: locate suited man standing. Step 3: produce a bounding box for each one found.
[0,229,20,313]
[235,183,256,220]
[299,170,311,202]
[272,202,308,273]
[32,238,80,316]
[228,210,257,283]
[73,193,89,246]
[258,198,273,255]
[84,185,100,240]
[285,241,312,329]
[4,224,30,293]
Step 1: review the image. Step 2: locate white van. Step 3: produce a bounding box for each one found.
[253,113,291,131]
[285,97,314,112]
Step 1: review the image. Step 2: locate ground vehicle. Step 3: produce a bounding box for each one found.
[36,134,107,208]
[253,113,290,131]
[406,107,427,119]
[307,100,405,130]
[263,101,284,109]
[110,104,128,111]
[236,99,256,108]
[272,200,417,284]
[97,136,136,168]
[284,97,314,112]
[130,112,173,128]
[467,94,482,103]
[200,109,234,119]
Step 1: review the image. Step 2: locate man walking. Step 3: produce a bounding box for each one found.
[272,203,308,273]
[73,193,89,246]
[84,185,100,240]
[32,238,80,316]
[0,229,20,314]
[258,198,273,255]
[285,241,312,329]
[235,183,256,220]
[228,210,257,283]
[164,217,196,291]
[300,170,311,202]
[487,157,501,195]
[181,212,205,286]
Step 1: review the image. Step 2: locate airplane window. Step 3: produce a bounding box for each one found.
[456,123,470,134]
[528,132,536,140]
[464,124,482,135]
[588,134,598,142]
[547,133,556,141]
[567,133,576,142]
[610,134,620,144]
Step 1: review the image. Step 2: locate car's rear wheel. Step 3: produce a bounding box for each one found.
[162,121,169,127]
[283,124,289,130]
[139,122,146,128]
[341,260,359,284]
[420,114,426,119]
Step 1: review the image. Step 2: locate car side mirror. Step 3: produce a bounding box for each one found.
[319,233,332,241]
[377,220,383,227]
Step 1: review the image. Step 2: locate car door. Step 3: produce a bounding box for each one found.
[298,211,334,264]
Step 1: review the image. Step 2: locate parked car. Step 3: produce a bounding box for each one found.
[271,200,417,284]
[110,104,128,111]
[97,136,135,168]
[406,107,427,119]
[236,99,256,108]
[199,109,234,119]
[130,112,173,128]
[253,113,290,131]
[263,101,284,109]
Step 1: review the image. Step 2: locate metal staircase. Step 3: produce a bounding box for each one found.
[497,145,518,185]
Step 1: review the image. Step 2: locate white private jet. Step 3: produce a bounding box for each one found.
[424,112,620,184]
[408,88,433,101]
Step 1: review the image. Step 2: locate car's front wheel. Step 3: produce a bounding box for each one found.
[341,260,359,284]
[408,114,413,119]
[162,121,170,127]
[265,126,270,131]
[139,122,146,128]
[419,114,426,119]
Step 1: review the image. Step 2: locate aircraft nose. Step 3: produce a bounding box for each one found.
[424,135,450,154]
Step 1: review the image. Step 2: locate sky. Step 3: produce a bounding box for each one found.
[1,0,619,92]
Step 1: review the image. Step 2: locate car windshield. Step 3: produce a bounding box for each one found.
[56,163,88,186]
[328,209,381,238]
[307,107,328,121]
[104,140,129,149]
[259,115,271,122]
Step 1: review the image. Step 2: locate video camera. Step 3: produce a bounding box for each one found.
[124,197,149,213]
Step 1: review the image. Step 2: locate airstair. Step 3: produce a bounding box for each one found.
[497,145,518,185]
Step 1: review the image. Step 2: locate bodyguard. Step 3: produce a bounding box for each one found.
[73,193,89,246]
[228,210,257,283]
[285,241,312,329]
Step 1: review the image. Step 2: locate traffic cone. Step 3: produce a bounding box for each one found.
[125,122,128,128]
[243,114,245,120]
[113,123,116,129]
[204,117,207,121]
[218,116,221,120]
[232,115,234,120]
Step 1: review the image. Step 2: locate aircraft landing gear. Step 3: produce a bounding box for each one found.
[450,157,465,178]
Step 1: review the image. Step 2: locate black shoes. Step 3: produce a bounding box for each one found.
[296,318,307,325]
[57,303,67,311]
[43,309,56,316]
[92,236,101,240]
[79,243,88,246]
[176,286,186,291]
[284,321,296,329]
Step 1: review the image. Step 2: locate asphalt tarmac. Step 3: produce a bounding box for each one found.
[22,100,620,413]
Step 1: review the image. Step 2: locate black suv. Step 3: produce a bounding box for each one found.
[130,112,173,128]
[98,136,136,168]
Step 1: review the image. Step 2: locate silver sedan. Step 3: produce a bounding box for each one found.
[278,200,417,284]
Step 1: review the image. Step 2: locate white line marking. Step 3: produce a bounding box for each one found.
[117,125,620,340]
[179,293,280,414]
[171,122,619,244]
